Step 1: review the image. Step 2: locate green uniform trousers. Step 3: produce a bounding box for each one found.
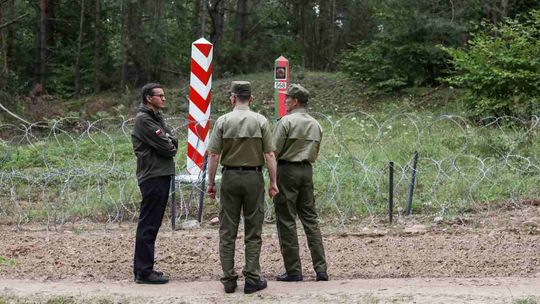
[274,163,327,276]
[219,170,265,286]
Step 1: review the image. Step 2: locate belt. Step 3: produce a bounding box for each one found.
[222,166,262,172]
[277,159,311,166]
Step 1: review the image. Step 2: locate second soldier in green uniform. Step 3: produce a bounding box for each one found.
[273,84,328,282]
[206,81,279,294]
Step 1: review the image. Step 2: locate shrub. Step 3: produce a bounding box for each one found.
[339,0,469,92]
[442,10,540,118]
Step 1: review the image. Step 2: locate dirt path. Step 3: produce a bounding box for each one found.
[1,277,539,303]
[0,204,539,302]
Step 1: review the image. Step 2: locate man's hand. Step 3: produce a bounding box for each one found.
[263,152,278,198]
[207,184,217,199]
[268,183,279,198]
[206,153,220,199]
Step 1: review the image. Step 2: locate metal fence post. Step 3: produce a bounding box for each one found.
[406,151,419,216]
[171,174,176,230]
[197,154,209,223]
[389,161,394,224]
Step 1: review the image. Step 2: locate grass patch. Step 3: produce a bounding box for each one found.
[515,297,539,304]
[45,297,77,304]
[0,256,15,267]
[1,72,539,224]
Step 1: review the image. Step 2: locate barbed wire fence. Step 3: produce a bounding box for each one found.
[1,112,539,228]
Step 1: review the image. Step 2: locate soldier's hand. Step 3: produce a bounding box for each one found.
[268,184,279,198]
[207,185,217,199]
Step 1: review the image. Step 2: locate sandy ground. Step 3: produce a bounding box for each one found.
[1,277,539,303]
[0,203,539,303]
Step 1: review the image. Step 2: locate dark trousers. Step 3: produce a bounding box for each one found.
[274,163,327,275]
[133,175,171,277]
[219,170,265,286]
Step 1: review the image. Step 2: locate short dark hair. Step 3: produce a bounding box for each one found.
[235,94,250,102]
[141,83,162,104]
[297,98,308,106]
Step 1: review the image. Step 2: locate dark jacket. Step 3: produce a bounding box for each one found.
[131,105,178,184]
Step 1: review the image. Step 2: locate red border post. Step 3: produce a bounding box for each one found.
[187,38,213,176]
[274,56,290,120]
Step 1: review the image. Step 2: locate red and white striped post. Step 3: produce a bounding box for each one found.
[187,38,213,176]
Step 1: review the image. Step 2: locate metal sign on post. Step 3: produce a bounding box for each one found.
[274,55,290,120]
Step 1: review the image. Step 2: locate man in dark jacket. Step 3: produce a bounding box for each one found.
[131,83,178,284]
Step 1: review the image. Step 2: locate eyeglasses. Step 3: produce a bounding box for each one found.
[152,94,166,99]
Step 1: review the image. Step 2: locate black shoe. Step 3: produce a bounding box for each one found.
[133,270,167,282]
[135,272,169,284]
[244,278,267,294]
[223,281,237,293]
[276,273,303,282]
[316,272,329,281]
[152,270,169,280]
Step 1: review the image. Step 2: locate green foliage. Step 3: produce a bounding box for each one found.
[45,297,77,304]
[514,297,539,304]
[218,1,303,75]
[340,0,472,92]
[0,256,15,267]
[443,10,540,117]
[2,0,539,99]
[340,40,408,92]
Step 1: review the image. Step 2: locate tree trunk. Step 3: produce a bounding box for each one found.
[119,0,127,90]
[207,0,224,75]
[150,0,165,81]
[192,0,206,39]
[74,0,85,98]
[199,0,206,38]
[293,0,309,70]
[35,0,48,86]
[0,3,4,72]
[317,0,327,70]
[93,0,101,93]
[5,0,14,72]
[46,0,55,46]
[318,0,336,70]
[500,0,509,19]
[0,3,4,90]
[233,0,247,43]
[121,0,141,90]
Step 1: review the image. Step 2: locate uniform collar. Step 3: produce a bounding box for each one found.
[289,107,307,114]
[234,104,250,111]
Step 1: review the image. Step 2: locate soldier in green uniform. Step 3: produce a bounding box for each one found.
[206,81,279,294]
[273,84,328,282]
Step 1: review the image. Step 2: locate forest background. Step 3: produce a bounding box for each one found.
[0,0,538,120]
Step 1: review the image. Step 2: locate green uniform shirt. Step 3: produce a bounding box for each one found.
[207,104,274,166]
[273,108,322,163]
